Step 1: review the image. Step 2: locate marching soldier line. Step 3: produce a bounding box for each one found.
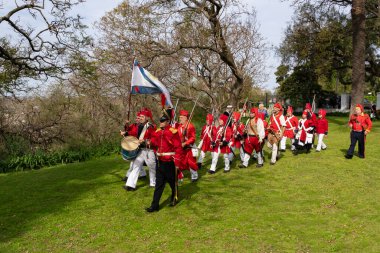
[119,103,372,212]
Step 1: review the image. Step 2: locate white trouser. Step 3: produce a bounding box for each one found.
[197,150,206,164]
[210,150,230,172]
[316,134,327,151]
[229,147,244,162]
[242,152,263,167]
[190,169,198,180]
[126,149,156,188]
[267,142,279,164]
[126,161,146,177]
[280,137,295,150]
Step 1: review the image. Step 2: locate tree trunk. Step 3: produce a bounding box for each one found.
[350,0,366,112]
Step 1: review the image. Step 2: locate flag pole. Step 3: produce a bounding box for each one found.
[127,54,136,121]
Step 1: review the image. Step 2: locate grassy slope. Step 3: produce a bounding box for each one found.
[0,117,379,253]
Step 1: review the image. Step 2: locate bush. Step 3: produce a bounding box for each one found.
[0,141,119,173]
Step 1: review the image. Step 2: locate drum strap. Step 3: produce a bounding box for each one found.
[138,123,149,140]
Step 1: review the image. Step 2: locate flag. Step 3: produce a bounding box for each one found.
[131,60,173,108]
[311,94,316,113]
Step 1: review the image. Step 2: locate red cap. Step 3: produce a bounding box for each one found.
[250,107,258,115]
[355,104,364,113]
[302,110,308,116]
[274,103,283,111]
[206,114,213,124]
[305,103,312,110]
[219,114,228,124]
[318,109,326,118]
[179,110,189,117]
[232,112,241,121]
[139,108,153,121]
[287,106,293,114]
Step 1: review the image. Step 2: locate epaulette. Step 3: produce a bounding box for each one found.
[169,128,178,134]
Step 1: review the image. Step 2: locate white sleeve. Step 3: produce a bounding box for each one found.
[257,119,265,140]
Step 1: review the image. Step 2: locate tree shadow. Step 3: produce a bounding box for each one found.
[0,156,124,243]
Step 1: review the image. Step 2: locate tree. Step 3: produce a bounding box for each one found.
[0,0,91,96]
[286,0,380,111]
[95,0,266,114]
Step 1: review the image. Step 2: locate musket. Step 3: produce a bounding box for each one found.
[171,98,180,127]
[182,95,201,142]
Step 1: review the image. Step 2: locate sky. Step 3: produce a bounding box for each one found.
[0,0,295,91]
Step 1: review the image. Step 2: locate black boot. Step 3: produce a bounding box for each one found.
[197,163,202,170]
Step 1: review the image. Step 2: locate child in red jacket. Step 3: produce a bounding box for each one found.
[315,109,328,152]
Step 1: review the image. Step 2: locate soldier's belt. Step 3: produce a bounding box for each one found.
[157,152,175,156]
[248,134,257,137]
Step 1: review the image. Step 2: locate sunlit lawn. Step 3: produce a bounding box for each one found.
[0,117,379,252]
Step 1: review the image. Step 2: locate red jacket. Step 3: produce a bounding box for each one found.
[199,124,216,152]
[150,126,182,166]
[283,115,298,138]
[177,122,198,170]
[177,122,196,146]
[269,114,285,132]
[316,118,328,134]
[349,113,372,132]
[231,122,245,148]
[212,124,232,154]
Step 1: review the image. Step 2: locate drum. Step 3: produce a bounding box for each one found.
[121,136,141,161]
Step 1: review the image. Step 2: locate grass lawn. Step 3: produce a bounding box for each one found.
[0,116,379,252]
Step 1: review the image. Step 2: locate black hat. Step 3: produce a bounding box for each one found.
[159,108,173,122]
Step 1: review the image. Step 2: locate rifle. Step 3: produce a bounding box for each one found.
[171,98,179,127]
[211,108,234,149]
[233,97,248,140]
[182,95,200,143]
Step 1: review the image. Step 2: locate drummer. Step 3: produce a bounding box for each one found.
[120,113,146,182]
[122,108,157,191]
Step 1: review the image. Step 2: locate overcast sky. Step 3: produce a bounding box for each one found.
[1,0,294,91]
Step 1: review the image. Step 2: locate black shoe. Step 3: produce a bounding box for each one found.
[197,163,202,170]
[238,164,247,168]
[345,154,353,159]
[208,170,215,174]
[293,150,298,156]
[145,206,158,212]
[169,200,177,207]
[280,149,285,152]
[191,178,198,183]
[224,170,230,173]
[139,176,147,179]
[359,155,364,159]
[270,162,275,165]
[256,164,263,168]
[121,177,128,182]
[322,147,327,150]
[123,186,136,191]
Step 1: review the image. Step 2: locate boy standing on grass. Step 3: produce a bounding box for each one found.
[280,106,298,152]
[197,114,216,170]
[315,109,328,152]
[345,104,372,159]
[294,110,314,154]
[177,110,199,182]
[208,114,233,174]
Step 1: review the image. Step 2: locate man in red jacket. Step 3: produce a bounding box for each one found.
[120,113,147,183]
[345,104,372,159]
[230,111,245,162]
[145,109,183,212]
[123,108,156,191]
[177,110,199,182]
[267,103,286,165]
[315,109,328,152]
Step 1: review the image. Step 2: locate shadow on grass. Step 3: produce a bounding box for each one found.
[0,156,124,243]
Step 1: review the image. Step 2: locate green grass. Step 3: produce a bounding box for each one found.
[0,117,379,252]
